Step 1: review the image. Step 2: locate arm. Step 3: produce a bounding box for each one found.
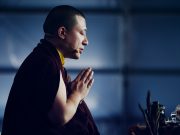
[48,68,94,125]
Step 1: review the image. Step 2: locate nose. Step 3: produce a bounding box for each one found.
[82,36,88,46]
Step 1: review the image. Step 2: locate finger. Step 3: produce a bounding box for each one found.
[76,69,86,81]
[80,67,92,81]
[84,70,94,83]
[87,78,94,89]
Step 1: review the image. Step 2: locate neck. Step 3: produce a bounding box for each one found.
[44,34,58,47]
[44,35,65,56]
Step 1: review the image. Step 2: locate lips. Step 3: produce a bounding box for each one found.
[79,48,84,54]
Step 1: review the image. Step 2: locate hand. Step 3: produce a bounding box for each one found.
[70,67,94,100]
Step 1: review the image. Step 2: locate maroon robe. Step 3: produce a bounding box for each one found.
[2,39,100,135]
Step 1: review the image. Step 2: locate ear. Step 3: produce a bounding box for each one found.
[57,26,67,39]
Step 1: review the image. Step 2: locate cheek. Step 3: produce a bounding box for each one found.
[72,35,82,48]
[65,36,76,48]
[66,33,82,49]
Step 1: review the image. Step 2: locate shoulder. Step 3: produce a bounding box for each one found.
[14,43,61,86]
[21,41,60,71]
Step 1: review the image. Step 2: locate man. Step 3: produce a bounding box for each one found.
[2,5,100,135]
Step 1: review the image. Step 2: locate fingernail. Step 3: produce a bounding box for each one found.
[92,79,94,83]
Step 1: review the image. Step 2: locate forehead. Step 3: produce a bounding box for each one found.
[74,15,87,29]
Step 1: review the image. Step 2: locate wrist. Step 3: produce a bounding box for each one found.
[68,92,82,104]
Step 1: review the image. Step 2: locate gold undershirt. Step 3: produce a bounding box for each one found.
[56,49,65,65]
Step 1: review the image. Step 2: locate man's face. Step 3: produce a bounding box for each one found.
[63,15,88,59]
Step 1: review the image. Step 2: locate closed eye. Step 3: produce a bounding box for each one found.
[80,30,87,36]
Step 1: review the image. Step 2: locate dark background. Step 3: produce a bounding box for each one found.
[0,0,180,134]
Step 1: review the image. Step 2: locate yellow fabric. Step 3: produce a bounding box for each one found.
[56,49,65,65]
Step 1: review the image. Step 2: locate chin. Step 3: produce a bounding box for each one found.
[70,54,80,59]
[71,57,79,59]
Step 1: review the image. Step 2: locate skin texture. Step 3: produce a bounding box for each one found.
[57,15,88,59]
[47,15,94,125]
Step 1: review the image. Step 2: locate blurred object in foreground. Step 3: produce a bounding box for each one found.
[129,91,180,135]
